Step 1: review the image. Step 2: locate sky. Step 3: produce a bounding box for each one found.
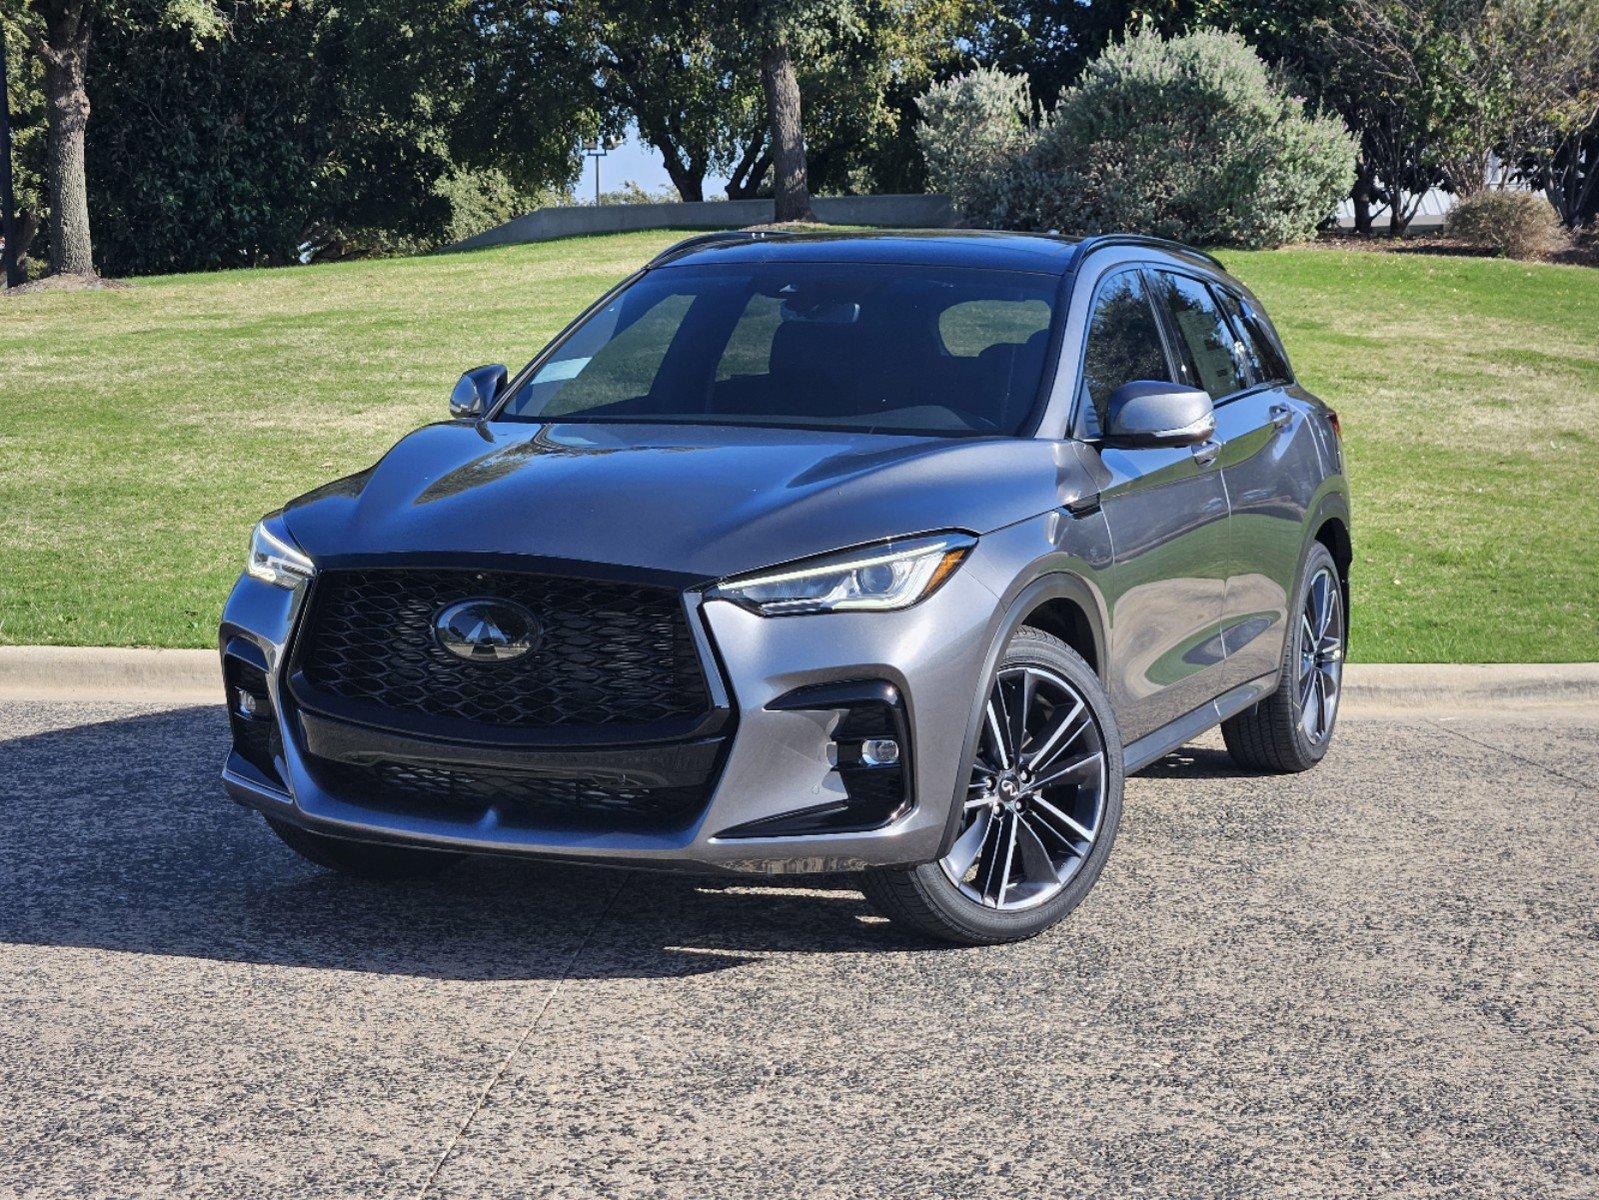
[578,124,729,200]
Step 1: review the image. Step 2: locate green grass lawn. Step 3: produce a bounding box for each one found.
[1,231,1594,660]
[1216,247,1598,661]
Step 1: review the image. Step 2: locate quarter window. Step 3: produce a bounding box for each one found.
[1154,272,1252,400]
[1076,270,1176,438]
[1216,289,1291,383]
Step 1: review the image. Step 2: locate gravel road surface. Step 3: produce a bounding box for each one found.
[3,699,1595,1199]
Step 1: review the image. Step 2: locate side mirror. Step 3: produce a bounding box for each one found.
[1102,381,1214,447]
[450,364,508,418]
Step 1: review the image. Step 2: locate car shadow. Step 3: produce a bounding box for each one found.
[1131,744,1260,780]
[2,705,1253,980]
[0,706,947,981]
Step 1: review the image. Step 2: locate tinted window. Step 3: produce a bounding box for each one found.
[537,292,696,417]
[715,292,783,382]
[938,298,1052,356]
[500,264,1060,436]
[1216,288,1291,383]
[1076,270,1175,438]
[1154,272,1251,399]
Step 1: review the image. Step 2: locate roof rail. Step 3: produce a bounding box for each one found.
[647,229,786,267]
[1067,234,1225,272]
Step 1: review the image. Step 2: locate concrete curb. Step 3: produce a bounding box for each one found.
[0,646,220,702]
[2,646,1597,710]
[1334,662,1599,709]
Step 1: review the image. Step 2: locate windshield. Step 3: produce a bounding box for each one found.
[497,263,1060,436]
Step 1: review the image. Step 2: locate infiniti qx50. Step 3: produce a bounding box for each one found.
[221,230,1349,945]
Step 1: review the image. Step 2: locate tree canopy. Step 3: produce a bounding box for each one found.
[2,0,1594,279]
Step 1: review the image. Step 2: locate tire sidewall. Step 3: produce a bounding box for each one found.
[1285,542,1341,765]
[909,628,1125,942]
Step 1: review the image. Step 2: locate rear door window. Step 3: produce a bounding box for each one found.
[1075,269,1177,438]
[1151,271,1252,400]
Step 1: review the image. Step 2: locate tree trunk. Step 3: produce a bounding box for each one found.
[1351,159,1376,236]
[725,132,770,200]
[636,114,705,202]
[13,210,39,268]
[657,144,705,203]
[1,19,21,287]
[1388,194,1412,237]
[41,16,94,277]
[1570,118,1599,229]
[665,166,704,203]
[1376,143,1413,238]
[760,39,813,222]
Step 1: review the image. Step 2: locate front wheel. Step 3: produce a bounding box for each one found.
[860,626,1124,946]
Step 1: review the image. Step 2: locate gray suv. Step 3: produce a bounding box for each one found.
[220,230,1350,945]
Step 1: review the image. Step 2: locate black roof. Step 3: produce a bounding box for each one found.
[649,229,1223,276]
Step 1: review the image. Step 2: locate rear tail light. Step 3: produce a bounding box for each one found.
[1326,408,1342,440]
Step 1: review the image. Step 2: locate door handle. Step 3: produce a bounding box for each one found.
[1191,439,1220,467]
[1270,404,1293,430]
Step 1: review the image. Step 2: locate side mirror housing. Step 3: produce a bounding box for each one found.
[1102,380,1215,447]
[450,364,508,418]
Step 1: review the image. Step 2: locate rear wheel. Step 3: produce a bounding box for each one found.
[860,626,1124,946]
[1221,541,1345,773]
[265,815,464,880]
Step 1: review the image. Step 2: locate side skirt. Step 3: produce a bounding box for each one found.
[1122,673,1278,773]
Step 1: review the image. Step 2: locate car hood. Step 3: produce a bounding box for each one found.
[280,420,1082,582]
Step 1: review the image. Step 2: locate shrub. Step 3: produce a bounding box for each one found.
[1028,27,1357,247]
[915,67,1034,224]
[921,27,1358,249]
[1444,190,1571,260]
[437,168,564,245]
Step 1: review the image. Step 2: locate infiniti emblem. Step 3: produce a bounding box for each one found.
[433,598,540,664]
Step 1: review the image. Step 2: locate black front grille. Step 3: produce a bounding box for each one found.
[315,759,709,827]
[294,568,711,731]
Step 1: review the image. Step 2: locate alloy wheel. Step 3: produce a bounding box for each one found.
[1298,566,1344,744]
[939,665,1108,911]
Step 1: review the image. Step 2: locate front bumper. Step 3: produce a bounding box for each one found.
[219,555,1004,874]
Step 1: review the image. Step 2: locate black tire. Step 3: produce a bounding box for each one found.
[1221,541,1344,773]
[264,815,464,881]
[860,626,1124,946]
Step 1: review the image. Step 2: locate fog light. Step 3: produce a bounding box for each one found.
[860,738,900,767]
[235,688,258,719]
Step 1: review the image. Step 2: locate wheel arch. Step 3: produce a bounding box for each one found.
[1314,514,1351,579]
[1017,592,1103,680]
[935,570,1114,857]
[1307,490,1353,630]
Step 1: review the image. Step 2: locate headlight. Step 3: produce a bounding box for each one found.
[709,533,975,616]
[246,518,314,589]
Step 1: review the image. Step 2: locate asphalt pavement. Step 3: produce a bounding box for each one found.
[2,697,1595,1199]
